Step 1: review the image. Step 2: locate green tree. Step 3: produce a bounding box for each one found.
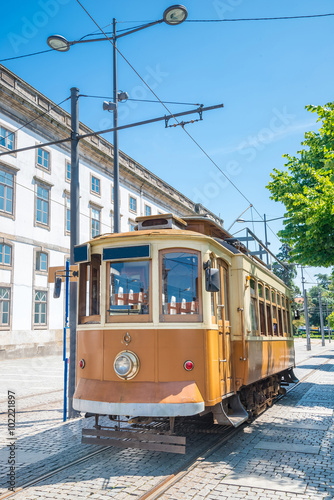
[267,103,334,267]
[307,273,334,327]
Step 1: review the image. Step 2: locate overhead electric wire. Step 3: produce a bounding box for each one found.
[1,12,332,63]
[72,0,282,245]
[0,49,53,63]
[80,94,201,106]
[187,13,334,22]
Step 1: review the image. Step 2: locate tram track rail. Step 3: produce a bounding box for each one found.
[0,350,332,500]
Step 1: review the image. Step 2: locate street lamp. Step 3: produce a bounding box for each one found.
[47,5,187,419]
[47,4,188,234]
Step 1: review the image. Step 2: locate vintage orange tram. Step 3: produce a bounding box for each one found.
[72,214,296,453]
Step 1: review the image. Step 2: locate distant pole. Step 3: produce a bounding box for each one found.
[318,289,325,347]
[301,266,311,351]
[113,18,120,234]
[326,301,331,343]
[68,87,80,419]
[264,214,269,266]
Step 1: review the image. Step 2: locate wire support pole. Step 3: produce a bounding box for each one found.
[113,19,120,234]
[301,266,311,351]
[318,288,325,347]
[68,87,80,419]
[326,301,332,343]
[63,259,70,422]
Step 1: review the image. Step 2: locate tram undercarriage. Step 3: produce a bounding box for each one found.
[81,368,298,454]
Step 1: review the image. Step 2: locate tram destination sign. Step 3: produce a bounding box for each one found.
[103,245,150,261]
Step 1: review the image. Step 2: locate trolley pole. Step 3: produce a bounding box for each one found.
[318,289,325,347]
[301,267,311,351]
[326,301,332,343]
[68,87,80,419]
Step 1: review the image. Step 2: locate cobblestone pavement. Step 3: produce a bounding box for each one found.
[0,340,333,499]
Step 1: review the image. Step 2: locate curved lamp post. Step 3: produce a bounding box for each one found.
[47,4,187,235]
[47,5,187,419]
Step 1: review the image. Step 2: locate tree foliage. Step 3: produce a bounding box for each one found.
[307,273,334,328]
[267,103,334,267]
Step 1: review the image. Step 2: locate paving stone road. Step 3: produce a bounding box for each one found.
[0,338,333,499]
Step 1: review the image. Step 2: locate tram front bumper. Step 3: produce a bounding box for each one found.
[73,379,205,417]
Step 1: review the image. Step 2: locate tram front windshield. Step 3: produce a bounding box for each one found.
[108,260,149,316]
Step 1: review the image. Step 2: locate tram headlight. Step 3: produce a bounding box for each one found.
[114,351,139,380]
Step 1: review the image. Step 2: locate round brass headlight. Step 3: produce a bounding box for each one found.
[114,351,139,380]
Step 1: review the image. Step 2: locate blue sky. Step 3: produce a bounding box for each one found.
[2,0,334,288]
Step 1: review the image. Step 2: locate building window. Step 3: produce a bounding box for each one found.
[36,251,48,272]
[129,196,137,213]
[145,205,151,216]
[129,221,136,231]
[35,183,50,227]
[0,126,14,151]
[91,207,101,237]
[34,290,47,326]
[66,161,71,182]
[0,244,11,266]
[66,195,71,233]
[0,169,14,215]
[0,287,10,326]
[91,176,100,195]
[37,148,50,171]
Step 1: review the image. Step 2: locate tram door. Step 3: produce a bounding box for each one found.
[217,261,233,396]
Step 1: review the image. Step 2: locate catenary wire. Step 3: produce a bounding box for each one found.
[79,94,201,106]
[186,13,334,22]
[2,12,333,63]
[0,49,53,63]
[71,1,284,244]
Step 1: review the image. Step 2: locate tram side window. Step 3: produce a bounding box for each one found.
[107,260,150,318]
[265,287,272,336]
[258,283,266,335]
[282,296,286,335]
[286,298,292,336]
[272,291,278,335]
[161,250,200,319]
[79,254,101,323]
[250,279,258,334]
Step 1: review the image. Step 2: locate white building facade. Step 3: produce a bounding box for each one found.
[0,64,222,359]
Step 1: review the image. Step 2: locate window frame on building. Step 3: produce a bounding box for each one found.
[65,160,71,183]
[34,178,52,230]
[0,124,15,153]
[35,249,49,274]
[144,204,152,216]
[0,242,12,267]
[90,174,101,196]
[36,146,51,172]
[0,286,11,329]
[129,195,137,214]
[33,289,48,328]
[0,164,17,220]
[90,204,101,238]
[64,191,71,235]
